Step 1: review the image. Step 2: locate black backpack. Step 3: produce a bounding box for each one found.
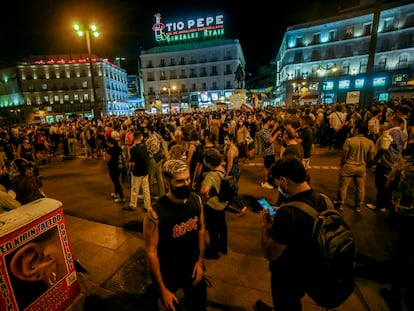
[214,171,238,202]
[284,193,355,308]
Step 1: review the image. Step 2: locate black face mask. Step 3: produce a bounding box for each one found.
[171,185,192,199]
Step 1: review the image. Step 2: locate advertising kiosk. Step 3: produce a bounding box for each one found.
[0,198,80,311]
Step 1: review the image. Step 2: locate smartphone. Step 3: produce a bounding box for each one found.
[257,198,276,217]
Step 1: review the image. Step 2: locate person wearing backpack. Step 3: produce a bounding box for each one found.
[223,133,248,216]
[145,125,166,199]
[260,156,354,310]
[379,153,414,310]
[200,147,228,260]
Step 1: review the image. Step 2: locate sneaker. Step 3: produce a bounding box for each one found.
[355,206,361,213]
[333,201,344,210]
[111,193,117,199]
[379,208,387,213]
[261,182,274,189]
[114,198,125,203]
[366,203,377,210]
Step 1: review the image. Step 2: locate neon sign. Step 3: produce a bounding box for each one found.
[152,13,224,44]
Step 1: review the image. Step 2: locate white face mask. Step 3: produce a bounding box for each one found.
[278,186,289,199]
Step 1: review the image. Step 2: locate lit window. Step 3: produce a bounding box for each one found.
[355,79,364,88]
[338,80,350,89]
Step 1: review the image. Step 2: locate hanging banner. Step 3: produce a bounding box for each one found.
[346,91,360,104]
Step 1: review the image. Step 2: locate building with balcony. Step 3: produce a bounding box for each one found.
[15,54,129,123]
[274,0,414,107]
[140,38,245,112]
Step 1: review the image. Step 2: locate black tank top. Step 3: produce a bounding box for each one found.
[152,193,202,287]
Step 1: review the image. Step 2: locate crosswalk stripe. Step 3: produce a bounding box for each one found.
[309,165,340,170]
[242,163,340,170]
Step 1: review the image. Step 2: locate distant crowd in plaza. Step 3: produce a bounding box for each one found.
[0,95,413,310]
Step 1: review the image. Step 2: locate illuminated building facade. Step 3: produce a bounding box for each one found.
[0,67,25,124]
[274,0,414,106]
[140,12,246,113]
[15,54,129,123]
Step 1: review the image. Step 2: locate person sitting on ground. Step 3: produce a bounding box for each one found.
[9,158,45,205]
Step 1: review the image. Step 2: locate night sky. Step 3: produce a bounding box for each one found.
[1,0,355,76]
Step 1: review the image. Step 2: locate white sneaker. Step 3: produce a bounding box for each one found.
[111,193,117,199]
[366,203,377,210]
[114,198,125,203]
[261,182,274,189]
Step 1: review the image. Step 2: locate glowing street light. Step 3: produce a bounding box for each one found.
[162,85,177,115]
[317,64,337,104]
[72,22,100,118]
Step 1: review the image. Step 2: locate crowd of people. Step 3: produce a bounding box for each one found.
[0,96,413,310]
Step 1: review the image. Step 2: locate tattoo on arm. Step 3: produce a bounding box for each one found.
[147,211,159,234]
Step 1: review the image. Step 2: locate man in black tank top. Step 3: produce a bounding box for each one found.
[144,160,207,311]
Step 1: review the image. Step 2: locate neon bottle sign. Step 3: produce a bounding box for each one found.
[152,13,224,44]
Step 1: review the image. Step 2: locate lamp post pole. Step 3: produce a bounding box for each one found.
[322,66,328,104]
[73,23,100,118]
[163,85,176,115]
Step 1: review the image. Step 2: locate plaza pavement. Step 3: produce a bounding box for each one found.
[37,145,402,311]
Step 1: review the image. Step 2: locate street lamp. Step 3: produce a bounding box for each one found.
[162,85,177,115]
[73,23,100,118]
[317,64,337,104]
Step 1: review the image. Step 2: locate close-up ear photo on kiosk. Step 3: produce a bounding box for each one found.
[6,226,68,310]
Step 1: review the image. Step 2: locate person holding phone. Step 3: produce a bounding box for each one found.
[260,156,331,311]
[257,198,277,223]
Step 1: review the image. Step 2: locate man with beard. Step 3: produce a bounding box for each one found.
[144,160,207,311]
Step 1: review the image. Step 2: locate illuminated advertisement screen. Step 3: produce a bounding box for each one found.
[211,92,219,101]
[373,77,386,87]
[355,79,365,88]
[324,81,334,91]
[378,93,389,101]
[338,80,350,89]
